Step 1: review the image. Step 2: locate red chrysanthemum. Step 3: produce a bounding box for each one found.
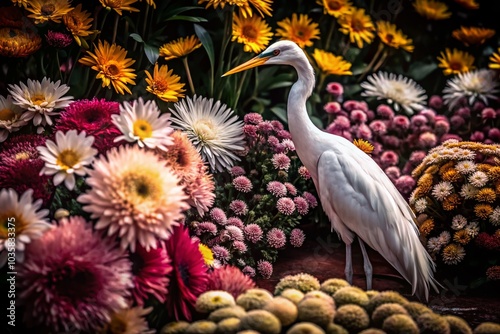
[130,243,172,306]
[46,30,72,48]
[475,232,500,251]
[164,225,209,321]
[206,265,256,298]
[54,98,121,154]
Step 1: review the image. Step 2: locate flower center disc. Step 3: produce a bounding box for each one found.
[243,25,258,40]
[0,108,15,121]
[31,94,46,106]
[327,0,342,10]
[0,213,25,238]
[133,119,153,140]
[57,149,81,170]
[15,151,30,160]
[41,4,56,16]
[194,120,217,141]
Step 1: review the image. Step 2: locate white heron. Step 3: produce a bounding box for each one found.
[223,40,440,300]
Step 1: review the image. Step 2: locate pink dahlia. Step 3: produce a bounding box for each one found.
[55,98,121,154]
[324,101,342,114]
[233,175,253,192]
[326,82,344,98]
[165,225,209,321]
[351,109,368,123]
[293,196,309,215]
[276,197,296,215]
[230,199,248,216]
[380,150,399,167]
[376,104,394,119]
[244,224,263,243]
[206,265,256,298]
[267,181,287,197]
[210,207,228,224]
[78,145,189,252]
[257,260,273,279]
[290,228,306,247]
[392,115,410,130]
[267,228,286,248]
[130,243,172,306]
[18,216,132,332]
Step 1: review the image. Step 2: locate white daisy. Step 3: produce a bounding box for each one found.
[414,198,428,213]
[451,215,467,230]
[443,69,500,110]
[465,221,479,238]
[361,71,427,115]
[0,95,31,142]
[469,171,489,188]
[37,130,97,190]
[112,98,174,151]
[7,77,73,130]
[455,160,476,175]
[489,207,500,226]
[432,181,454,201]
[170,95,245,172]
[460,183,479,199]
[0,189,51,267]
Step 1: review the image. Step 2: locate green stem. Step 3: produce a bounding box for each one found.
[111,14,120,44]
[66,48,81,85]
[233,68,248,109]
[141,5,150,41]
[357,42,384,82]
[182,57,195,95]
[99,9,110,35]
[316,72,327,95]
[372,50,388,72]
[324,20,336,51]
[56,51,62,81]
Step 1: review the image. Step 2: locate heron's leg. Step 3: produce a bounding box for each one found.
[345,243,353,285]
[358,238,373,290]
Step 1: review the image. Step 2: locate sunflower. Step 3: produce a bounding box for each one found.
[312,49,352,76]
[99,0,140,15]
[452,27,495,46]
[145,63,185,102]
[275,14,320,49]
[232,12,273,53]
[160,35,202,61]
[26,0,73,24]
[315,0,352,18]
[376,21,414,52]
[79,40,137,95]
[437,48,475,76]
[454,0,479,10]
[338,7,375,48]
[198,0,272,18]
[0,27,41,58]
[413,0,451,20]
[490,48,500,70]
[63,4,94,46]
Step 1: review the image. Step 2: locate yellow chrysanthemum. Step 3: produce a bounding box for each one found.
[63,4,94,46]
[159,35,202,61]
[315,0,352,18]
[419,218,434,237]
[413,0,451,20]
[475,203,494,219]
[437,48,475,76]
[487,166,500,180]
[312,49,352,76]
[490,48,500,70]
[454,0,479,10]
[232,11,273,53]
[276,14,320,49]
[476,188,496,203]
[442,243,465,265]
[0,27,41,58]
[199,243,215,267]
[79,40,136,95]
[145,63,186,103]
[26,0,73,24]
[452,27,495,46]
[198,0,272,18]
[442,169,461,183]
[453,230,471,245]
[338,7,375,48]
[99,0,139,15]
[376,21,414,52]
[353,139,374,155]
[442,193,461,211]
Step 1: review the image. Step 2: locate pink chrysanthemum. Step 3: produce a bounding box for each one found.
[78,145,189,252]
[284,182,297,196]
[303,191,318,208]
[233,240,248,253]
[418,131,438,148]
[257,260,273,279]
[298,166,311,180]
[210,207,228,224]
[267,181,287,197]
[410,114,428,128]
[380,150,399,167]
[183,167,216,216]
[244,224,263,243]
[324,101,342,114]
[351,109,368,123]
[206,265,256,298]
[46,30,72,48]
[395,175,416,195]
[392,115,410,130]
[271,153,291,171]
[230,166,246,177]
[293,196,309,215]
[290,228,306,247]
[18,216,132,332]
[243,124,258,138]
[196,222,218,235]
[326,82,344,97]
[164,225,208,321]
[227,217,244,228]
[244,112,263,124]
[55,98,121,154]
[212,245,231,262]
[267,228,286,248]
[281,139,295,152]
[369,120,387,135]
[233,175,253,192]
[376,104,395,119]
[276,197,296,215]
[230,199,248,216]
[130,243,171,306]
[225,225,244,241]
[258,121,274,133]
[385,166,401,181]
[242,265,256,277]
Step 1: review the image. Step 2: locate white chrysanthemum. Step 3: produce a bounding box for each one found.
[465,221,479,237]
[414,198,428,213]
[112,98,174,151]
[37,130,97,190]
[451,215,467,230]
[460,183,479,199]
[443,69,500,110]
[438,231,451,245]
[432,181,454,201]
[169,95,245,172]
[469,171,489,188]
[0,189,51,267]
[455,160,476,175]
[427,237,442,253]
[489,207,500,226]
[0,95,30,142]
[361,71,427,114]
[7,77,73,129]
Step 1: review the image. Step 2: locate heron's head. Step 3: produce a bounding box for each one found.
[223,40,305,76]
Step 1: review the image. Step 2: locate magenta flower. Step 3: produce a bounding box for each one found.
[206,265,256,298]
[324,101,342,114]
[385,166,401,182]
[355,123,372,139]
[210,207,228,225]
[303,191,318,208]
[233,175,253,192]
[227,217,244,228]
[410,114,428,128]
[350,109,368,123]
[267,181,287,197]
[244,224,263,243]
[243,266,256,277]
[212,245,231,262]
[225,225,244,241]
[45,30,72,48]
[369,120,387,135]
[233,240,248,253]
[376,104,395,119]
[229,199,248,216]
[284,182,297,196]
[244,113,263,124]
[298,166,311,180]
[196,222,218,235]
[243,124,258,138]
[380,150,399,167]
[392,115,410,130]
[418,131,437,148]
[230,166,246,177]
[258,121,274,133]
[276,197,296,215]
[290,228,306,247]
[429,95,443,109]
[394,175,416,195]
[482,107,496,120]
[257,260,273,279]
[326,82,344,98]
[271,153,291,171]
[267,228,286,248]
[293,196,309,215]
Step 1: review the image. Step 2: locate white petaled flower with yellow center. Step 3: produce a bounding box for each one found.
[37,130,97,190]
[0,95,30,142]
[7,77,73,131]
[0,189,51,267]
[170,95,245,172]
[112,97,174,151]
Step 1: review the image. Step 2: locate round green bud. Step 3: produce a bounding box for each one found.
[236,288,274,311]
[297,296,335,328]
[275,273,321,295]
[372,303,409,327]
[196,290,236,313]
[161,321,190,334]
[320,278,351,297]
[239,309,282,334]
[264,296,299,326]
[367,291,409,314]
[287,322,326,334]
[334,304,370,333]
[333,286,370,309]
[382,314,419,334]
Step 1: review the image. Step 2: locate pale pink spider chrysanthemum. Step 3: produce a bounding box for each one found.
[298,166,311,179]
[197,222,218,235]
[230,166,246,177]
[271,153,291,171]
[233,240,248,253]
[267,181,287,197]
[284,182,297,196]
[212,245,231,262]
[276,197,296,215]
[281,139,295,152]
[257,260,273,279]
[225,225,244,241]
[233,175,253,192]
[227,217,244,228]
[290,228,306,247]
[266,228,286,248]
[303,191,318,208]
[229,199,248,216]
[210,207,227,224]
[293,196,309,215]
[244,224,263,243]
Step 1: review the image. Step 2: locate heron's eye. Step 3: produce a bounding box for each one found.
[273,49,280,56]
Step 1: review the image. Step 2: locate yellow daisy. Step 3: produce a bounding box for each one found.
[452,27,495,46]
[198,0,272,18]
[312,49,352,76]
[63,4,94,47]
[413,0,451,20]
[232,12,273,53]
[0,27,41,58]
[338,7,375,48]
[99,0,140,16]
[199,243,215,267]
[437,48,475,76]
[276,14,320,49]
[376,21,414,52]
[454,0,479,10]
[353,139,374,154]
[159,35,202,61]
[26,0,73,24]
[79,40,137,95]
[145,63,186,102]
[490,48,500,70]
[315,0,352,18]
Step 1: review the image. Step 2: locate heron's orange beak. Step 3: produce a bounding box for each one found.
[222,55,271,76]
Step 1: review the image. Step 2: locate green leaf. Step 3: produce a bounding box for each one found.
[270,106,288,123]
[129,33,144,43]
[408,61,438,81]
[194,24,214,71]
[165,16,207,22]
[166,6,202,18]
[144,43,159,65]
[310,116,323,129]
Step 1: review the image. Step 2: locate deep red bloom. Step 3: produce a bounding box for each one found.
[46,30,72,48]
[475,233,500,251]
[206,265,256,298]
